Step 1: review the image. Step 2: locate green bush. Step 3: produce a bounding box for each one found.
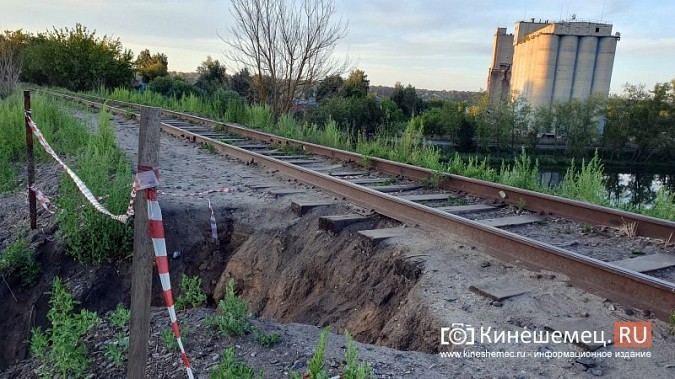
[210,347,260,379]
[557,151,606,205]
[0,238,40,287]
[175,274,207,310]
[253,328,280,347]
[206,279,251,337]
[291,327,330,379]
[30,277,100,378]
[498,148,540,191]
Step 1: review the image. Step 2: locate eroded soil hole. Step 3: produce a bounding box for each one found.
[0,202,436,371]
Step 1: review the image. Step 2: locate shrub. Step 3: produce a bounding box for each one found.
[175,274,207,310]
[30,277,100,378]
[206,279,251,337]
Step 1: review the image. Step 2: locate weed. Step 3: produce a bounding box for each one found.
[670,310,675,335]
[342,332,374,379]
[104,304,129,367]
[55,107,133,264]
[557,151,606,205]
[0,237,40,287]
[30,277,100,378]
[123,110,135,120]
[629,251,645,257]
[361,155,373,171]
[272,143,303,155]
[202,142,219,154]
[161,326,189,352]
[175,274,207,310]
[498,148,540,191]
[210,347,261,379]
[582,224,592,234]
[618,219,638,238]
[108,303,130,329]
[253,328,280,347]
[515,198,527,215]
[104,331,128,368]
[645,187,675,221]
[206,279,251,337]
[291,327,330,379]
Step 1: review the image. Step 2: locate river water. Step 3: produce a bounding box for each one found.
[539,166,675,207]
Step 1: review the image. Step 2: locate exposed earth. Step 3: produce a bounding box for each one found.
[1,101,674,378]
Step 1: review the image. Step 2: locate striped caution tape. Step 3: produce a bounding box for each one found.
[157,187,234,197]
[26,113,132,223]
[143,169,194,379]
[208,199,218,243]
[29,185,55,214]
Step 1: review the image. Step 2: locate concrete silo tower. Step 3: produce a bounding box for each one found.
[487,18,620,108]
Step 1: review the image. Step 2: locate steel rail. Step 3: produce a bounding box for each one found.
[54,92,675,320]
[60,92,675,241]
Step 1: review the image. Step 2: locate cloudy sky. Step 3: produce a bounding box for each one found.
[1,0,673,92]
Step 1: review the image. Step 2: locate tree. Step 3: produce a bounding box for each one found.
[195,56,227,95]
[341,69,368,98]
[223,0,348,116]
[0,30,28,98]
[135,49,168,83]
[21,24,134,91]
[230,68,253,103]
[315,74,343,101]
[391,82,422,117]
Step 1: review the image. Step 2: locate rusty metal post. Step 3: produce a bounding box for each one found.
[24,90,37,230]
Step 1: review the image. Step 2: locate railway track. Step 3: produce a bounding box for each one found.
[51,91,675,321]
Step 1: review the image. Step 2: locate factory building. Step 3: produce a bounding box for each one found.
[487,18,620,108]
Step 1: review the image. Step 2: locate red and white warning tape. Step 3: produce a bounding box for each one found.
[29,185,56,214]
[143,168,194,379]
[26,113,133,223]
[158,187,234,197]
[208,200,218,242]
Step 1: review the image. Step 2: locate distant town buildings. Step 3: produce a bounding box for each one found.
[487,18,620,108]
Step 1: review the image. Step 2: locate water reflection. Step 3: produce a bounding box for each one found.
[538,167,674,208]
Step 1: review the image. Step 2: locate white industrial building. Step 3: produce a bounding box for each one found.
[487,18,620,108]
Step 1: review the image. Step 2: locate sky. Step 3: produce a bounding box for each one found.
[1,0,674,93]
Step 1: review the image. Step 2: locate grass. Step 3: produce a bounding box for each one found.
[0,237,40,287]
[206,279,251,337]
[55,107,134,264]
[0,93,89,192]
[175,274,207,311]
[210,347,261,379]
[30,277,100,378]
[557,151,607,206]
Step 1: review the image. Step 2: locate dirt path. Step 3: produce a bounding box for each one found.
[2,104,674,378]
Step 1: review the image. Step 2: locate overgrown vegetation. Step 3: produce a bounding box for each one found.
[0,237,40,287]
[253,328,280,348]
[206,279,251,337]
[291,328,374,379]
[104,304,129,368]
[161,327,189,352]
[55,107,133,263]
[0,93,88,192]
[175,274,207,310]
[210,347,261,379]
[30,277,100,378]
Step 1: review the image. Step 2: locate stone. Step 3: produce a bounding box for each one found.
[589,367,604,376]
[575,357,596,368]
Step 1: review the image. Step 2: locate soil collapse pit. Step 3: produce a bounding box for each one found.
[0,197,437,371]
[208,201,432,351]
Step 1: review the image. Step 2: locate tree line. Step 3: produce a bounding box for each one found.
[1,0,673,163]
